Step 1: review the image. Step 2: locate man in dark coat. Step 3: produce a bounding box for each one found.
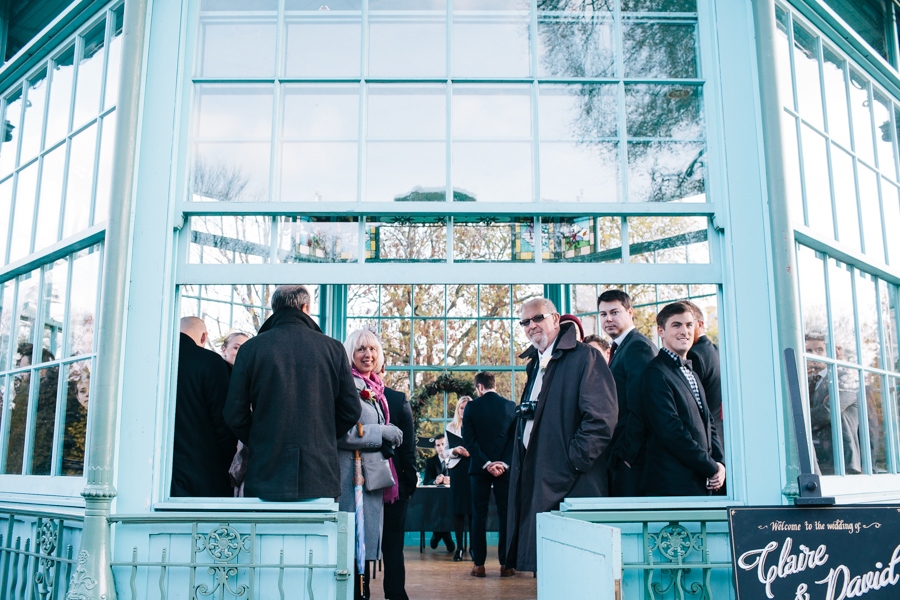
[684,301,723,450]
[640,302,725,496]
[382,378,417,600]
[505,297,618,574]
[598,289,658,497]
[463,371,516,577]
[223,285,361,501]
[172,317,237,497]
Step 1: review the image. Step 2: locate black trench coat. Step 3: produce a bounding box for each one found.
[505,323,618,572]
[223,308,362,500]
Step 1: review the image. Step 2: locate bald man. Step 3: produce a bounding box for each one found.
[172,316,237,497]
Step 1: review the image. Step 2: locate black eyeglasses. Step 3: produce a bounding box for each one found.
[519,313,554,327]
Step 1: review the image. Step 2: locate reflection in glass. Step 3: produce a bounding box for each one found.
[452,18,530,78]
[285,19,361,78]
[73,21,105,128]
[46,48,75,145]
[800,125,833,237]
[830,145,860,252]
[540,142,619,203]
[368,12,445,77]
[453,217,534,262]
[626,141,705,203]
[453,85,531,139]
[193,142,270,202]
[837,366,862,474]
[857,166,883,261]
[798,245,829,355]
[537,13,614,78]
[9,162,38,262]
[0,282,12,370]
[775,6,793,111]
[621,0,696,10]
[104,6,124,110]
[67,245,100,357]
[35,145,66,251]
[31,365,60,475]
[366,219,446,261]
[5,371,30,474]
[64,124,97,238]
[884,284,898,373]
[190,215,271,264]
[277,216,358,262]
[280,142,357,202]
[367,142,446,202]
[848,70,874,166]
[453,142,532,202]
[622,21,697,79]
[855,270,879,370]
[199,19,276,78]
[196,85,273,140]
[93,113,116,224]
[283,84,359,139]
[0,89,23,177]
[539,84,616,140]
[883,180,900,267]
[791,21,823,130]
[625,84,703,139]
[368,85,445,139]
[828,259,857,364]
[62,360,90,476]
[541,216,620,262]
[629,216,708,263]
[20,72,48,162]
[781,112,803,223]
[865,372,886,473]
[0,179,12,264]
[873,92,896,178]
[806,359,834,475]
[14,270,39,369]
[822,47,850,150]
[41,259,68,360]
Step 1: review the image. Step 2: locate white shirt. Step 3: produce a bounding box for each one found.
[523,342,556,449]
[613,325,635,347]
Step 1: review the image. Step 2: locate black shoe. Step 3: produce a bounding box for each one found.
[453,549,463,561]
[447,539,456,553]
[430,534,439,550]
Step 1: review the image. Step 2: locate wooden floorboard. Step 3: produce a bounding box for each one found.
[370,546,537,600]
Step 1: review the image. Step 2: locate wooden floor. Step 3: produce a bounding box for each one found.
[370,546,537,600]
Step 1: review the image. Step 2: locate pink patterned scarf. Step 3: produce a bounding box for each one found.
[352,368,400,504]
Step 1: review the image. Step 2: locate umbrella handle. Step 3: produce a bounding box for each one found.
[357,422,364,437]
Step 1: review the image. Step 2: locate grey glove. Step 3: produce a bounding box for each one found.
[381,424,403,448]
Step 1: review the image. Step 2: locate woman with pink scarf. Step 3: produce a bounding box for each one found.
[338,329,404,600]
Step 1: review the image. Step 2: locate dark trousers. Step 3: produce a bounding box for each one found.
[610,460,644,497]
[382,498,409,600]
[471,471,510,567]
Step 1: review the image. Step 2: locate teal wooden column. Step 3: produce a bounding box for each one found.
[329,284,348,341]
[72,0,147,598]
[543,284,564,313]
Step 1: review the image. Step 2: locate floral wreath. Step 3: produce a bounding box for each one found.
[410,372,476,472]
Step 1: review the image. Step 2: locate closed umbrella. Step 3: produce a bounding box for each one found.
[354,423,365,593]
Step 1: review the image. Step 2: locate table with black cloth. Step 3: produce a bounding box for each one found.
[406,485,500,552]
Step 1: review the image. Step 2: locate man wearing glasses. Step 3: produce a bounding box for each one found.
[504,297,618,576]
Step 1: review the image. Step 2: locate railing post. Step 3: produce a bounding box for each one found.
[68,0,149,598]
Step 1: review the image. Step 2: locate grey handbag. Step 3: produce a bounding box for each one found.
[360,450,395,492]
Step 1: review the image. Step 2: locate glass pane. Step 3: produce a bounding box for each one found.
[446,319,477,365]
[541,216,621,262]
[849,70,875,166]
[67,245,100,357]
[445,284,478,318]
[775,6,793,110]
[0,179,12,264]
[366,220,446,261]
[196,85,273,141]
[539,83,616,140]
[20,71,48,162]
[807,359,833,474]
[537,14,615,78]
[93,113,116,224]
[830,145,860,252]
[283,84,358,140]
[625,84,703,140]
[621,0,696,10]
[285,19,361,78]
[30,365,59,475]
[280,142,356,202]
[62,360,90,476]
[5,371,30,474]
[453,142,532,202]
[882,180,900,267]
[46,48,75,146]
[367,142,446,202]
[822,47,850,149]
[35,144,66,251]
[626,141,705,203]
[276,216,358,262]
[882,283,898,374]
[479,284,510,318]
[540,142,619,203]
[381,319,411,365]
[104,6,124,110]
[368,13,446,78]
[414,319,445,366]
[629,216,708,264]
[0,282,12,371]
[14,269,39,367]
[193,142,270,202]
[857,165,883,262]
[791,22,823,131]
[865,372,886,473]
[453,218,534,262]
[190,215,271,264]
[9,162,38,263]
[0,89,23,177]
[781,112,803,223]
[199,19,276,78]
[73,21,106,128]
[829,259,857,364]
[347,284,379,317]
[63,124,97,238]
[798,245,829,356]
[477,319,509,366]
[873,92,896,178]
[622,21,697,79]
[414,285,445,318]
[452,18,530,78]
[800,125,833,238]
[453,85,531,139]
[41,259,68,361]
[855,270,879,370]
[367,85,445,140]
[837,366,862,474]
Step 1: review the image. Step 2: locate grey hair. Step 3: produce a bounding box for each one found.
[519,296,558,317]
[344,329,385,371]
[271,285,311,311]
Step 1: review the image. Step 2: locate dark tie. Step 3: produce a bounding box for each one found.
[608,341,618,363]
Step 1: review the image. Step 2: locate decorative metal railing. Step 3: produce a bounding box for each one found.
[556,509,732,600]
[109,512,353,600]
[0,507,83,600]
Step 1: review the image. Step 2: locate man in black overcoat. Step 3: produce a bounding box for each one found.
[464,371,516,577]
[505,297,618,574]
[684,301,723,450]
[171,317,237,497]
[640,302,725,496]
[223,285,361,501]
[599,289,658,497]
[382,376,417,600]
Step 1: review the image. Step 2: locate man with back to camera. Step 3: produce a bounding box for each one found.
[223,285,362,500]
[598,289,658,497]
[640,302,725,496]
[683,301,724,454]
[172,317,237,497]
[505,297,618,575]
[463,371,517,578]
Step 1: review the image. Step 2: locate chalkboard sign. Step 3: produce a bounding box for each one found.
[730,506,900,600]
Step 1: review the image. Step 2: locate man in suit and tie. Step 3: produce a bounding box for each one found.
[599,289,658,497]
[640,302,725,496]
[684,301,723,453]
[463,372,517,578]
[423,435,455,552]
